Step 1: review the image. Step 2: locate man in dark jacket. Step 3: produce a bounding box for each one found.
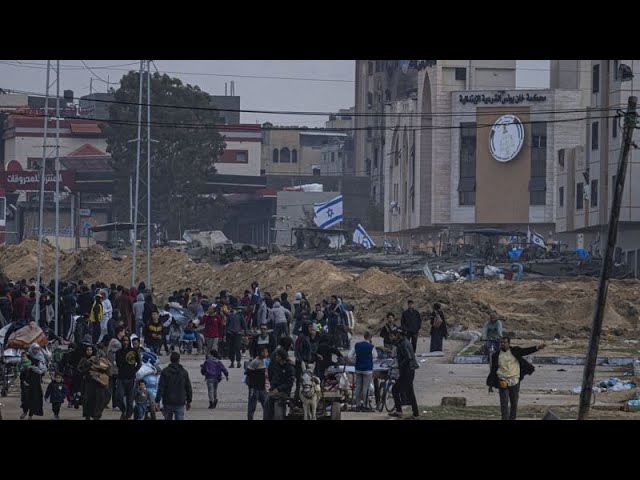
[486,336,545,420]
[62,287,77,339]
[155,352,193,420]
[246,346,269,420]
[401,300,422,354]
[226,308,247,368]
[250,324,276,358]
[115,335,142,420]
[389,328,420,419]
[76,286,93,317]
[264,349,295,420]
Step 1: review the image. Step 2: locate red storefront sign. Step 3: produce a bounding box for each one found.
[0,170,76,192]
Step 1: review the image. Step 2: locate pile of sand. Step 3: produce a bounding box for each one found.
[1,240,640,339]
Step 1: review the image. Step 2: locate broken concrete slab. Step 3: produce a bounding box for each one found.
[441,397,467,407]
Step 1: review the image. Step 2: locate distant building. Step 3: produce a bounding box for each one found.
[216,124,262,177]
[320,108,354,176]
[261,124,348,176]
[553,60,640,276]
[211,96,240,125]
[79,93,114,120]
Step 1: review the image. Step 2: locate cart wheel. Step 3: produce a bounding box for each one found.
[0,389,6,397]
[330,402,341,420]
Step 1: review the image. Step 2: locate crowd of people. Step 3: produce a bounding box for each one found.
[0,276,543,421]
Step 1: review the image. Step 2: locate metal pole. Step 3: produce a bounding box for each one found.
[70,194,74,253]
[35,60,51,327]
[54,60,60,336]
[132,60,144,289]
[146,60,152,290]
[129,175,133,244]
[578,96,638,419]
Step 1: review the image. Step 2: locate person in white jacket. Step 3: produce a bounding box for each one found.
[100,289,113,343]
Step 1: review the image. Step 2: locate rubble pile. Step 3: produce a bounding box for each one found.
[1,240,640,339]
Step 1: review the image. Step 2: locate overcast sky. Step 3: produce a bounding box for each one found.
[0,60,550,126]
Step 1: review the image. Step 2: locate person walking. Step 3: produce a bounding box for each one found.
[486,336,545,420]
[349,331,378,411]
[115,335,142,420]
[388,329,420,419]
[429,303,448,353]
[246,346,269,420]
[200,349,228,409]
[226,307,247,368]
[155,351,192,420]
[401,300,422,354]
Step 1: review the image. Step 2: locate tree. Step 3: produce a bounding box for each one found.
[104,70,228,239]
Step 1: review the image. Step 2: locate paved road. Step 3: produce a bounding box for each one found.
[0,335,625,420]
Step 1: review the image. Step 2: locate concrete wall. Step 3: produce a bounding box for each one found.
[266,175,370,228]
[5,135,108,169]
[275,191,339,246]
[215,139,261,176]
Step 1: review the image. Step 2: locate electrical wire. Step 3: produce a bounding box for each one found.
[80,60,109,84]
[9,109,618,134]
[3,87,625,119]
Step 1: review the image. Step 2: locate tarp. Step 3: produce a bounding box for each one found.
[7,322,48,349]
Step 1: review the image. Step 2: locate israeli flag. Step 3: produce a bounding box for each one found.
[532,231,546,249]
[353,224,375,249]
[314,195,343,229]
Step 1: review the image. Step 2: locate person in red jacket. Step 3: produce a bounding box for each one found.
[201,305,222,357]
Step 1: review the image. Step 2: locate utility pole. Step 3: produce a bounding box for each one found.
[146,59,152,290]
[54,60,61,337]
[132,60,144,289]
[35,61,51,327]
[578,96,638,419]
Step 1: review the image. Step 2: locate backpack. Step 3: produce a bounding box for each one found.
[432,311,443,329]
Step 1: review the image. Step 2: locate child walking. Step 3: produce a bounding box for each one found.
[44,372,67,419]
[134,379,153,420]
[200,350,228,409]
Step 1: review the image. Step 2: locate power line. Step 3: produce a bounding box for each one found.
[4,87,624,119]
[12,110,617,134]
[80,60,109,84]
[0,61,355,83]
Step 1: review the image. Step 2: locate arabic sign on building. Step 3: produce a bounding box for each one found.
[459,92,547,106]
[0,170,76,192]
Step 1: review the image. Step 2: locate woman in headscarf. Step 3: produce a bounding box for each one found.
[19,343,47,419]
[77,343,112,420]
[115,288,134,333]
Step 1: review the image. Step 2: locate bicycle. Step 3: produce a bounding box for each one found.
[375,360,398,413]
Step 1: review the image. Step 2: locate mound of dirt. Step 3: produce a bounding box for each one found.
[2,239,640,340]
[352,267,410,296]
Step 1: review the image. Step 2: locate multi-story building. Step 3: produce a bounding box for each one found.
[553,60,640,275]
[216,124,262,177]
[354,61,418,207]
[380,61,589,251]
[321,108,354,176]
[261,125,348,176]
